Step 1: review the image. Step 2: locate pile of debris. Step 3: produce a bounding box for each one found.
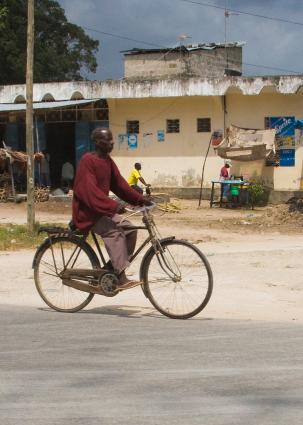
[286,197,303,213]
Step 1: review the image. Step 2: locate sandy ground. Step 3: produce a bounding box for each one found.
[1,199,303,322]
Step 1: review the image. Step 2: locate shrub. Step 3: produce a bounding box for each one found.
[247,181,265,209]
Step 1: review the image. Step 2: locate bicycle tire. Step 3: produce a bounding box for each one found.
[141,239,213,319]
[34,235,100,313]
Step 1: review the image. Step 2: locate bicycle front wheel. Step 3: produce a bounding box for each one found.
[142,239,213,319]
[34,236,100,313]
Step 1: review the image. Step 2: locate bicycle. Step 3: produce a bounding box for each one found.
[33,203,213,319]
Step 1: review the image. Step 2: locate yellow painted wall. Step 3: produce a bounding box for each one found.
[226,92,303,190]
[108,96,224,187]
[108,92,303,190]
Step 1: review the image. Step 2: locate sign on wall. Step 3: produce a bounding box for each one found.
[118,134,128,150]
[157,130,165,142]
[128,133,138,150]
[279,149,295,167]
[268,116,296,167]
[269,116,296,148]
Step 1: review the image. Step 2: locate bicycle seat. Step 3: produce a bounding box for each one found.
[68,220,77,232]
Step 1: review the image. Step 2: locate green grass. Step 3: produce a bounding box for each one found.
[0,223,66,251]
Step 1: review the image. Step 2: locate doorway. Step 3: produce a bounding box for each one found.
[45,123,75,188]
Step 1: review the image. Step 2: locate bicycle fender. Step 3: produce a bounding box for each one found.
[32,235,100,269]
[139,236,175,295]
[32,237,54,269]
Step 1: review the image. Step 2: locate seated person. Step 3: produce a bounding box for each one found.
[127,162,150,195]
[61,159,74,192]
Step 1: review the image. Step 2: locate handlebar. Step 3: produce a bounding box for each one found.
[125,202,156,214]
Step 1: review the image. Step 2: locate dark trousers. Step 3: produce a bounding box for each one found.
[131,184,143,194]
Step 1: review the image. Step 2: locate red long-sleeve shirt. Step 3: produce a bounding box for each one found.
[72,153,143,232]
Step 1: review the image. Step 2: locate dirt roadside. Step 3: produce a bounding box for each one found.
[0,199,303,323]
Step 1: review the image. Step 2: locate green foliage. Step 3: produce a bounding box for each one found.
[0,223,63,250]
[247,180,265,209]
[0,6,8,30]
[0,0,99,84]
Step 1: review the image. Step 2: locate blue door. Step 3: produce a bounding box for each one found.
[5,123,19,150]
[75,122,90,166]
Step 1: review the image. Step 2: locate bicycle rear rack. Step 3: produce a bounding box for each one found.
[38,226,83,237]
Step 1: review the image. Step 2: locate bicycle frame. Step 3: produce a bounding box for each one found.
[33,206,181,283]
[89,207,181,280]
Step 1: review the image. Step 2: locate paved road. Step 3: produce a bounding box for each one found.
[0,304,302,425]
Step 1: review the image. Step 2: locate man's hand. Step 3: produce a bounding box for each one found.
[140,195,153,207]
[116,203,126,214]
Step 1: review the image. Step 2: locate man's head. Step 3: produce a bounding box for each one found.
[225,163,230,169]
[134,162,141,170]
[91,128,114,156]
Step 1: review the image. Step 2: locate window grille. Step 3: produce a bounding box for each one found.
[127,120,139,134]
[166,119,180,133]
[197,118,211,132]
[264,117,270,129]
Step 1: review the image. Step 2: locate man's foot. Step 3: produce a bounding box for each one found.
[117,271,142,291]
[117,279,142,291]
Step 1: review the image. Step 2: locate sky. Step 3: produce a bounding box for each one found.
[58,0,303,81]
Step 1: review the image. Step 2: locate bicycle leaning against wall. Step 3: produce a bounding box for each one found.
[32,202,213,319]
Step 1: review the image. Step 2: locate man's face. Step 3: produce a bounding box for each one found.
[96,131,114,155]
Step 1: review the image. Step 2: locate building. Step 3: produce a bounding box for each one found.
[123,42,243,80]
[1,46,303,197]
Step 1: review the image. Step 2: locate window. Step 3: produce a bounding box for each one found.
[166,119,180,133]
[197,118,211,132]
[127,120,139,134]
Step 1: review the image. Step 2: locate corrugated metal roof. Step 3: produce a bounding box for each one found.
[122,42,245,55]
[0,98,99,112]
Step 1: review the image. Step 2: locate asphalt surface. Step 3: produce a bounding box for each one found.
[0,304,302,425]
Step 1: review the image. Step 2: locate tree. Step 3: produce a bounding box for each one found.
[0,0,99,84]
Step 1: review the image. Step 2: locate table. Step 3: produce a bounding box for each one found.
[210,180,249,208]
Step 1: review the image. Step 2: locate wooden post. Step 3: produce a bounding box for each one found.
[26,0,35,232]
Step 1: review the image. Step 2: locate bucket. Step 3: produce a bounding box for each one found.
[231,185,239,196]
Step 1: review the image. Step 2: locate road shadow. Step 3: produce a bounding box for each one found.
[83,305,165,319]
[38,305,215,320]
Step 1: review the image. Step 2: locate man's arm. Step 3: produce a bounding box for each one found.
[139,176,150,187]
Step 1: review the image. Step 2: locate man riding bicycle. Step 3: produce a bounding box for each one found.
[72,127,152,290]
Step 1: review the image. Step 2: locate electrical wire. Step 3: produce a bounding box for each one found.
[179,0,303,27]
[83,26,302,75]
[82,26,167,48]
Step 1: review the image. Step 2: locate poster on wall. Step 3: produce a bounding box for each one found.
[279,149,295,167]
[269,116,296,148]
[128,134,138,150]
[157,130,165,142]
[143,132,152,148]
[118,134,128,150]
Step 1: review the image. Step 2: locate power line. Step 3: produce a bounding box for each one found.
[82,26,302,75]
[243,62,301,75]
[179,0,303,27]
[82,26,167,48]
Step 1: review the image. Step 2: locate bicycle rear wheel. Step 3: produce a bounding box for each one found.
[142,239,213,319]
[34,236,100,312]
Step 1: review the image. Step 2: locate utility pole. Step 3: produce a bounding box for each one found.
[224,0,239,75]
[26,0,35,232]
[178,34,191,77]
